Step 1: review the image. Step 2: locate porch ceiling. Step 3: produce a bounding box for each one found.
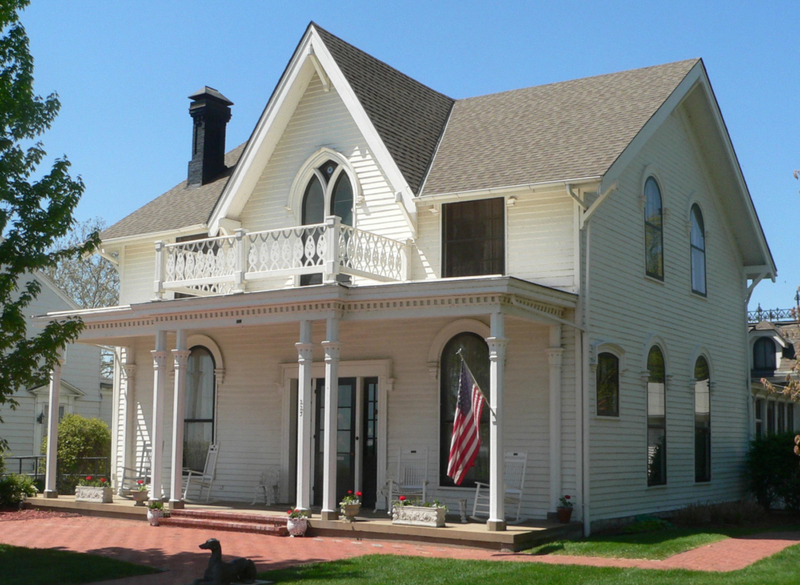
[36,276,578,344]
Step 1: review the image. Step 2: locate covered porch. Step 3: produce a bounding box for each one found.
[37,276,579,533]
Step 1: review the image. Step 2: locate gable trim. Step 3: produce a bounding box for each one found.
[207,25,417,237]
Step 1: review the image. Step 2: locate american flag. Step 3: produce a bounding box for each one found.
[447,359,486,485]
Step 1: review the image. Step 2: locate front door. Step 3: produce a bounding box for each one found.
[312,377,379,508]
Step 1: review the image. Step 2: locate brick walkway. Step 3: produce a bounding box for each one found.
[1,515,799,584]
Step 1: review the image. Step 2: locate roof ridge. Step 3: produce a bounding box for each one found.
[455,58,701,102]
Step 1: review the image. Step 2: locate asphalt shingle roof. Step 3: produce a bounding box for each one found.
[422,59,699,195]
[102,25,698,241]
[313,24,454,195]
[101,145,245,240]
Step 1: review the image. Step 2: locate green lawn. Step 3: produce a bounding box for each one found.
[0,544,159,585]
[260,546,800,585]
[526,528,733,559]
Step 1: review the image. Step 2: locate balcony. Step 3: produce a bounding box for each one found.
[154,217,410,298]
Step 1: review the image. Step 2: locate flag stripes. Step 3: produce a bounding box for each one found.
[447,359,485,485]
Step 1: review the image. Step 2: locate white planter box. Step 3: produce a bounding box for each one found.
[75,486,113,503]
[392,505,446,528]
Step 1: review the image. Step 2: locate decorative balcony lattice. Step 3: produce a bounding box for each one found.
[154,218,409,298]
[747,306,797,324]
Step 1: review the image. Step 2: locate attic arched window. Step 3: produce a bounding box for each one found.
[300,159,355,285]
[753,337,776,375]
[690,204,706,295]
[644,177,664,280]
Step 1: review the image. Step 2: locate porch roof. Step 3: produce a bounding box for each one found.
[36,276,578,344]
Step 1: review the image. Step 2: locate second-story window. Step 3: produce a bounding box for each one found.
[300,160,354,285]
[690,204,706,295]
[644,177,664,280]
[596,352,619,417]
[442,198,505,278]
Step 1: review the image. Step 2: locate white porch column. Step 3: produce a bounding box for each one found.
[43,351,64,498]
[118,353,136,496]
[295,320,314,512]
[149,330,168,502]
[547,325,564,512]
[487,311,508,531]
[169,330,190,508]
[321,316,341,520]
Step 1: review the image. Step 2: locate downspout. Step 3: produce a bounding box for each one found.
[570,180,617,537]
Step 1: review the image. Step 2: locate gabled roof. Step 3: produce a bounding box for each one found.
[313,25,453,195]
[422,59,699,195]
[102,145,245,240]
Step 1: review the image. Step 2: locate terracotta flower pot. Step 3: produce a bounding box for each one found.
[556,506,573,523]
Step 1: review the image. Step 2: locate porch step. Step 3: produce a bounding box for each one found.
[159,509,288,536]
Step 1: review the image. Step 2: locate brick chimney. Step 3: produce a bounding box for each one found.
[187,86,233,186]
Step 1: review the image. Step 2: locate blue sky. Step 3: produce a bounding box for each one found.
[20,1,799,310]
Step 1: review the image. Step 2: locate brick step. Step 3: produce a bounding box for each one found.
[159,515,289,536]
[169,509,288,526]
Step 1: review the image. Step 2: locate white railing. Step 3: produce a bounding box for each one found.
[154,216,409,298]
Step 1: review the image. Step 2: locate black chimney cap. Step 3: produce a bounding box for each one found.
[189,86,234,106]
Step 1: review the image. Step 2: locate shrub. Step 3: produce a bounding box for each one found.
[671,500,765,527]
[0,474,37,507]
[620,515,674,534]
[41,414,111,495]
[745,433,800,511]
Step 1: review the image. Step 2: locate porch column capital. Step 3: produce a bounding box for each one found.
[486,336,508,359]
[172,349,190,368]
[295,342,314,362]
[321,340,341,361]
[151,349,168,369]
[122,363,137,380]
[546,347,564,368]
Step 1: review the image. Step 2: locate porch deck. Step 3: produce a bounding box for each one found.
[24,495,581,552]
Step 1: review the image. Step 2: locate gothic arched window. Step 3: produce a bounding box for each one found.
[439,332,490,487]
[694,356,711,482]
[647,345,666,485]
[690,204,706,295]
[644,177,664,280]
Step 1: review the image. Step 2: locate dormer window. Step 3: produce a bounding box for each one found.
[753,337,776,376]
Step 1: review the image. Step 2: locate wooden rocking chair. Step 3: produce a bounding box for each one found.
[183,443,219,502]
[471,451,528,524]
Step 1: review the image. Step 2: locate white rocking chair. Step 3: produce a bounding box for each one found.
[183,443,219,502]
[387,446,429,510]
[251,466,281,506]
[471,451,528,524]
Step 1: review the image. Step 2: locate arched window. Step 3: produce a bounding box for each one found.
[184,346,215,472]
[647,345,666,485]
[596,352,619,417]
[300,159,355,286]
[690,205,706,295]
[644,177,664,280]
[694,356,711,482]
[753,337,776,375]
[439,332,490,487]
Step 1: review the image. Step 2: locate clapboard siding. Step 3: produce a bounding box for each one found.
[240,73,411,245]
[119,243,155,305]
[120,317,569,517]
[587,108,749,522]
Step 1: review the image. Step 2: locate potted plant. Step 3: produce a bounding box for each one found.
[339,490,362,522]
[147,500,165,526]
[131,480,149,506]
[75,475,113,503]
[556,494,573,523]
[286,509,309,537]
[391,496,447,528]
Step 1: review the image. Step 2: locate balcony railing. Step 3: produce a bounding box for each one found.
[748,306,798,324]
[155,216,410,298]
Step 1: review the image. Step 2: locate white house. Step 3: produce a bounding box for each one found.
[38,23,775,534]
[2,272,108,469]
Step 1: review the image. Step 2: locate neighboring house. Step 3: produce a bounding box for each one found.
[40,23,775,534]
[1,272,108,467]
[748,307,799,437]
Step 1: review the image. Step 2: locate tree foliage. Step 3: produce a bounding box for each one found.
[41,217,118,309]
[0,0,96,449]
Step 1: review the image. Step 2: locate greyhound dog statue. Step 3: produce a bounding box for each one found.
[189,538,258,585]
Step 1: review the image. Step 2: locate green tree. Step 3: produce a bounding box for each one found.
[0,1,97,451]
